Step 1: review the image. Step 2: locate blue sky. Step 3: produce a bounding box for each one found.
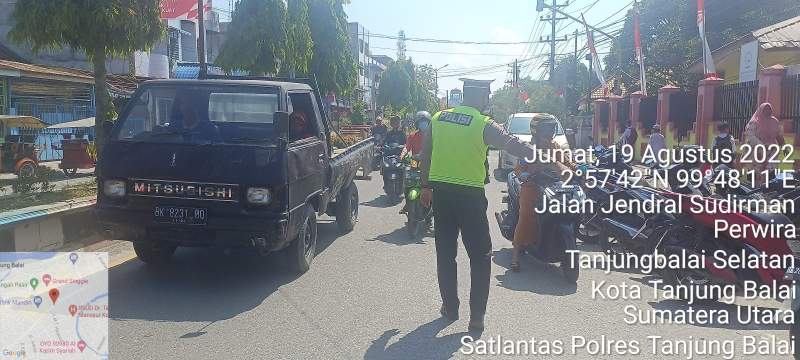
[345,0,633,95]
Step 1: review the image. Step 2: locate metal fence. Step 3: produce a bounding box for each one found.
[639,96,658,134]
[10,102,95,161]
[714,80,759,140]
[782,74,800,132]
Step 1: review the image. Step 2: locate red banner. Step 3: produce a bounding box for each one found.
[160,0,211,20]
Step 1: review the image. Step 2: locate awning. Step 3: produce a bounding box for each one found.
[0,115,47,129]
[46,117,95,129]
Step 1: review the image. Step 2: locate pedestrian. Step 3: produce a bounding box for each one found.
[646,124,666,167]
[743,103,784,183]
[711,122,736,168]
[419,80,534,332]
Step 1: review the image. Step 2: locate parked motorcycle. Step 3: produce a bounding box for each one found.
[404,156,432,239]
[496,171,583,283]
[382,143,405,203]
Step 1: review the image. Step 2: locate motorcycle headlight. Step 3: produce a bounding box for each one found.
[103,180,126,198]
[247,187,271,205]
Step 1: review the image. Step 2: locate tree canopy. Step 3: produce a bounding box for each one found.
[490,78,565,124]
[216,0,288,75]
[605,0,799,93]
[307,0,356,96]
[377,59,439,116]
[9,0,164,153]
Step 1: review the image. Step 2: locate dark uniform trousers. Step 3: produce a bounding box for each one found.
[432,182,492,318]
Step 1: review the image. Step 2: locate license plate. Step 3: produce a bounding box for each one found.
[154,206,207,225]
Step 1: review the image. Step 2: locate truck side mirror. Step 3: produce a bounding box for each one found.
[274,111,290,141]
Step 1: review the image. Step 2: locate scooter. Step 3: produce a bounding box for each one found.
[495,171,583,283]
[382,143,405,203]
[403,156,432,239]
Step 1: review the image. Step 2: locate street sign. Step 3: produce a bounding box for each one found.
[160,0,210,20]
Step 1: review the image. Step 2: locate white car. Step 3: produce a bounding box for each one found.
[497,113,569,171]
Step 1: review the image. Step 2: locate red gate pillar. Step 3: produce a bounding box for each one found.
[593,98,607,145]
[658,85,680,142]
[758,65,788,132]
[608,95,622,142]
[696,76,724,147]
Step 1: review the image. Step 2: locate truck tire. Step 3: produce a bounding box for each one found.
[287,205,318,273]
[335,181,359,233]
[133,240,176,266]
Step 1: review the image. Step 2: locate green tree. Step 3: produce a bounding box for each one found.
[308,0,356,96]
[605,0,799,92]
[285,0,313,76]
[9,0,163,154]
[490,78,565,122]
[412,64,439,114]
[378,60,412,112]
[217,0,287,75]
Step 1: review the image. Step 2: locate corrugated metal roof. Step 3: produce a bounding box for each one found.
[0,60,93,83]
[754,15,800,50]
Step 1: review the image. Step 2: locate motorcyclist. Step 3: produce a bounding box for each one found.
[385,116,406,146]
[371,116,388,145]
[399,111,432,214]
[401,111,431,159]
[510,114,572,272]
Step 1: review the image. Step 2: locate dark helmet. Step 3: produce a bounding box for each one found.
[530,114,557,140]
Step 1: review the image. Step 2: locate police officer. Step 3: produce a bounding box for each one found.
[419,79,534,332]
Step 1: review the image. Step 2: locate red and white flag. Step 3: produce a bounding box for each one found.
[697,0,716,77]
[633,6,648,96]
[582,14,607,94]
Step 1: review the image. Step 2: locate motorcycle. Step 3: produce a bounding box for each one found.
[495,171,583,283]
[404,155,433,239]
[382,143,405,203]
[372,134,384,172]
[575,144,632,243]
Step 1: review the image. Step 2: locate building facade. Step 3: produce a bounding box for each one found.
[348,22,386,121]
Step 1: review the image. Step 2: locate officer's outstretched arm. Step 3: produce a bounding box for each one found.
[482,120,534,161]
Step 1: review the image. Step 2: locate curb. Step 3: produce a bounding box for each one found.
[0,196,100,252]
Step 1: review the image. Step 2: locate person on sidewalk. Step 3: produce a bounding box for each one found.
[646,124,666,167]
[743,103,784,183]
[711,122,736,168]
[419,80,534,332]
[510,116,572,272]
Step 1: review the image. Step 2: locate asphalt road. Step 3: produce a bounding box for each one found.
[108,151,792,360]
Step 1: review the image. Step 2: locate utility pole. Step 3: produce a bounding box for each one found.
[586,53,593,114]
[535,0,568,83]
[197,0,207,78]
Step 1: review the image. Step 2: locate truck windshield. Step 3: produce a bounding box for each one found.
[116,85,280,145]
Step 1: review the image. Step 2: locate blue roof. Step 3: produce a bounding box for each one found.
[172,62,247,79]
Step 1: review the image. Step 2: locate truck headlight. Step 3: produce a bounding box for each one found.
[103,180,126,198]
[247,187,271,205]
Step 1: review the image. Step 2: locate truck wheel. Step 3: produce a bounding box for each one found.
[288,205,318,273]
[335,181,359,233]
[133,240,176,265]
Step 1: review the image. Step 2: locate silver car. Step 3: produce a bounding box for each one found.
[497,113,569,171]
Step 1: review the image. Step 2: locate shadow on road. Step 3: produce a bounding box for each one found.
[368,226,430,246]
[109,221,343,324]
[362,195,400,209]
[493,168,510,183]
[364,318,468,360]
[492,248,578,296]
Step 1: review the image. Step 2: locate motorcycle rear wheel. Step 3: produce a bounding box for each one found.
[406,201,425,239]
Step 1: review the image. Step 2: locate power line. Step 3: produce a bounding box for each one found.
[370,46,524,57]
[368,33,540,45]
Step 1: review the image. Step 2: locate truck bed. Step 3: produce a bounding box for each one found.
[323,137,375,209]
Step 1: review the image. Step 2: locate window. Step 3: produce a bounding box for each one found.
[116,85,279,145]
[288,92,322,143]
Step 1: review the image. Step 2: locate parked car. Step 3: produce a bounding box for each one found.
[497,113,569,172]
[96,77,373,272]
